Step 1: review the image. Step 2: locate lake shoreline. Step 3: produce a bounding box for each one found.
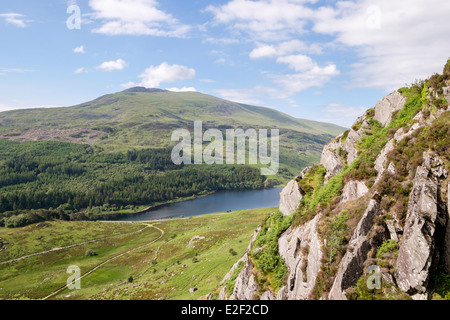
[92,191,217,221]
[117,187,283,222]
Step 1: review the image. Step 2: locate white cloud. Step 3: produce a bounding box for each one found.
[203,37,239,45]
[0,68,33,75]
[312,0,450,91]
[209,0,450,92]
[123,62,196,88]
[0,103,62,112]
[270,62,340,94]
[74,67,86,74]
[166,87,197,92]
[214,86,281,105]
[249,45,278,59]
[214,88,263,105]
[88,0,191,37]
[276,54,316,72]
[0,13,27,27]
[97,59,127,72]
[319,103,367,127]
[73,45,85,54]
[250,40,322,59]
[206,0,317,41]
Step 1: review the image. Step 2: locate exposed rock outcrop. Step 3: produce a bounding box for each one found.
[329,196,382,300]
[229,255,259,300]
[374,91,407,127]
[395,152,448,298]
[343,116,369,165]
[443,87,450,103]
[218,226,262,300]
[320,139,343,181]
[341,181,369,203]
[215,66,450,301]
[279,179,303,216]
[277,214,323,300]
[445,183,450,273]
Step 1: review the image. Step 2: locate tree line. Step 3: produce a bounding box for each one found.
[0,140,266,227]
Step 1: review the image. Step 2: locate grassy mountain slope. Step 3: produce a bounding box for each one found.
[0,88,345,176]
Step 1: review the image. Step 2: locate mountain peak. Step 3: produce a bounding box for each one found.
[123,87,168,93]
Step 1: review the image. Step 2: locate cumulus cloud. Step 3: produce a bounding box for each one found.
[123,62,196,88]
[312,0,450,91]
[206,0,316,41]
[250,40,322,59]
[270,63,340,94]
[97,59,127,71]
[0,13,27,27]
[73,45,85,54]
[209,0,450,92]
[88,0,191,37]
[166,87,197,92]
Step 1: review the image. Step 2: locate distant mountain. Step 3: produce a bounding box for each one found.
[0,88,346,176]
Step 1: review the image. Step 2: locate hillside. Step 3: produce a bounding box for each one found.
[0,89,345,227]
[0,88,345,176]
[212,59,450,300]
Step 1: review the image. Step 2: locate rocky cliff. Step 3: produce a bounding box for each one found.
[211,59,450,301]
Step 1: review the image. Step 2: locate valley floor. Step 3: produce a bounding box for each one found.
[0,207,271,300]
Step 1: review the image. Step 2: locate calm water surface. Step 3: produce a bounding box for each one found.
[119,187,283,221]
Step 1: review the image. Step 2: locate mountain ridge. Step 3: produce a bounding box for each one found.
[0,87,346,176]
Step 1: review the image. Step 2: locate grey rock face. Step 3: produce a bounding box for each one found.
[278,214,323,300]
[342,116,369,165]
[260,291,275,300]
[374,91,407,127]
[445,183,450,273]
[374,122,424,185]
[341,180,369,203]
[229,254,259,300]
[219,226,262,300]
[395,152,447,296]
[328,197,381,300]
[320,139,343,181]
[374,139,395,176]
[443,87,450,104]
[279,179,303,216]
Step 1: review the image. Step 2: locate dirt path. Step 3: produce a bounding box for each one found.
[0,224,151,266]
[41,223,165,300]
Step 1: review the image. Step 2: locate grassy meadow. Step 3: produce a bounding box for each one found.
[0,207,273,300]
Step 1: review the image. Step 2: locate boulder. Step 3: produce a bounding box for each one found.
[279,179,303,216]
[374,91,407,127]
[320,139,343,181]
[342,117,369,165]
[341,181,369,203]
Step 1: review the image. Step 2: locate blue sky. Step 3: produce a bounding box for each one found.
[1,0,449,127]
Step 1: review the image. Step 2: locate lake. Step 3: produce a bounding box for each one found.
[119,187,283,222]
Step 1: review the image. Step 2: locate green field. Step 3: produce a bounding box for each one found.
[0,207,272,300]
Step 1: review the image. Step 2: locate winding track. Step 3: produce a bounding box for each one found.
[0,223,152,266]
[41,223,165,300]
